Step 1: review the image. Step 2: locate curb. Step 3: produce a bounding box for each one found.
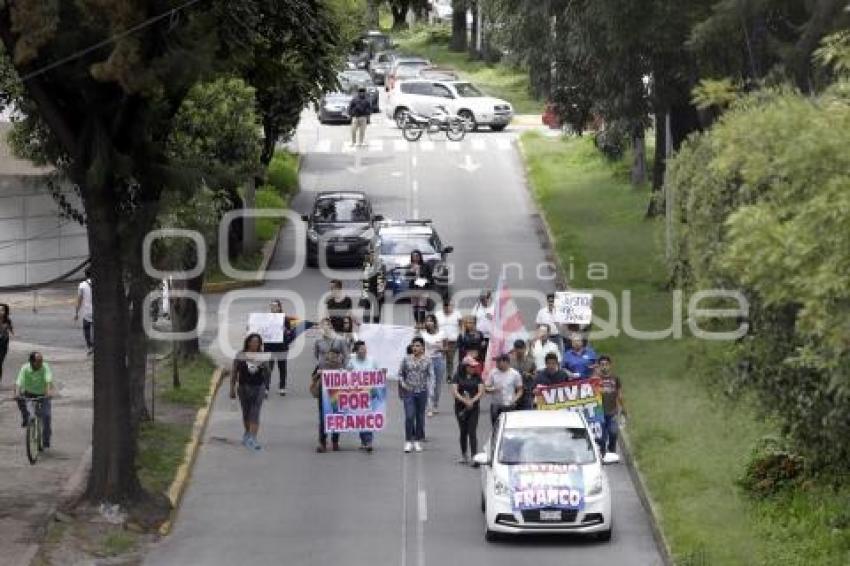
[201,225,281,294]
[158,367,225,536]
[514,133,674,565]
[512,114,543,127]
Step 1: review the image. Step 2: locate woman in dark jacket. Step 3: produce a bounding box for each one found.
[407,250,432,329]
[230,333,270,451]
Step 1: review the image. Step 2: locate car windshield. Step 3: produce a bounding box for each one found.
[343,70,371,82]
[498,427,596,465]
[454,82,484,97]
[397,64,427,77]
[380,235,438,255]
[313,198,371,223]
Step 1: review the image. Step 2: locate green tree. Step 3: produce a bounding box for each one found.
[0,0,338,503]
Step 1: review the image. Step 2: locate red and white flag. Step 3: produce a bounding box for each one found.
[483,276,527,382]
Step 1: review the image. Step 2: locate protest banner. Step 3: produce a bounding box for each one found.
[357,324,416,379]
[509,463,585,514]
[534,377,604,439]
[553,291,593,325]
[248,312,285,343]
[321,369,388,433]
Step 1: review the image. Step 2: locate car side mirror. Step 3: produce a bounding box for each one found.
[443,246,454,254]
[301,214,309,222]
[472,452,490,466]
[373,214,385,222]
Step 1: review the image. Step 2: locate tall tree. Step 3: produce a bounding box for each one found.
[0,0,340,503]
[450,0,468,52]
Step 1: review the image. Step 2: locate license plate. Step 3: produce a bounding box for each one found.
[333,244,349,252]
[539,510,562,522]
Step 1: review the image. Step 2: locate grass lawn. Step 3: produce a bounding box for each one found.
[137,354,217,496]
[519,132,850,565]
[394,26,541,114]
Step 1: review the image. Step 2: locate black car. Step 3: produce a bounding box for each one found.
[318,92,353,124]
[338,70,380,113]
[302,191,383,268]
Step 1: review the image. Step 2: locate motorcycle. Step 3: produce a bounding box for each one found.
[402,105,466,142]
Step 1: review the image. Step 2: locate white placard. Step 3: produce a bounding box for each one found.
[248,312,285,344]
[553,292,593,325]
[356,323,417,380]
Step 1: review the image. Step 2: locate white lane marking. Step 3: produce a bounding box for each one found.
[446,141,461,152]
[412,180,419,193]
[412,207,419,219]
[458,154,481,173]
[418,490,428,522]
[420,140,435,152]
[401,450,409,566]
[416,452,426,566]
[394,139,409,153]
[495,137,512,151]
[411,156,418,168]
[471,138,486,152]
[314,139,331,153]
[391,171,403,177]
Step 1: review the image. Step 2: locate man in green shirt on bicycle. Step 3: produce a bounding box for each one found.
[14,351,54,448]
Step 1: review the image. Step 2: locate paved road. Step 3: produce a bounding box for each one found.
[146,109,663,565]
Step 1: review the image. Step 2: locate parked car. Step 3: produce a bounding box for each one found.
[369,51,396,85]
[338,70,380,113]
[350,31,394,69]
[386,79,513,131]
[385,56,431,92]
[474,410,613,542]
[317,92,353,124]
[301,191,383,267]
[360,220,453,318]
[417,66,460,81]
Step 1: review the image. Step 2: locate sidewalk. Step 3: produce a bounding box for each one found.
[0,340,92,566]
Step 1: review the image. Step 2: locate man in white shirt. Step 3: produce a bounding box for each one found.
[471,289,495,342]
[435,300,462,379]
[486,354,523,426]
[530,325,561,369]
[74,268,93,355]
[535,293,564,353]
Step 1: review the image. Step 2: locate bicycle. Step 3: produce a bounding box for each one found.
[19,396,47,464]
[402,105,466,142]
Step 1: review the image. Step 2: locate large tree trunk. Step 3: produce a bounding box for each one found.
[85,189,141,503]
[171,275,203,359]
[789,0,843,92]
[391,2,409,30]
[450,0,467,52]
[647,112,668,217]
[468,1,479,58]
[127,271,150,428]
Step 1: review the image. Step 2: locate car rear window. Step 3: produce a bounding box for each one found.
[498,427,596,465]
[313,198,371,222]
[380,235,438,255]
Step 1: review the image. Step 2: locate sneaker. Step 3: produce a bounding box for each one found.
[404,442,413,453]
[365,444,373,453]
[264,390,269,399]
[427,410,434,418]
[43,441,50,449]
[457,455,469,465]
[432,408,440,415]
[244,436,257,450]
[252,439,262,451]
[413,442,423,453]
[332,441,340,452]
[241,432,249,446]
[86,348,93,356]
[316,443,327,453]
[279,388,287,396]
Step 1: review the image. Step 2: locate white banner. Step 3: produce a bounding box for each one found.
[553,292,593,325]
[248,312,285,344]
[357,323,417,380]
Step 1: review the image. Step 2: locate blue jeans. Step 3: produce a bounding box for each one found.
[428,356,445,410]
[599,414,619,455]
[317,397,372,446]
[403,390,428,441]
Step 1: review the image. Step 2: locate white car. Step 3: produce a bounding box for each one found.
[386,79,513,131]
[473,410,613,542]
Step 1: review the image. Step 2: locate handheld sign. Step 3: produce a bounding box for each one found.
[553,291,593,325]
[321,369,388,433]
[248,312,285,343]
[534,377,604,440]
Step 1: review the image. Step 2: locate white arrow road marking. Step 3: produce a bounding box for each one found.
[457,154,481,173]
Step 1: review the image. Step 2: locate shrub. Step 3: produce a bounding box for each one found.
[739,438,805,497]
[255,184,285,241]
[266,151,298,197]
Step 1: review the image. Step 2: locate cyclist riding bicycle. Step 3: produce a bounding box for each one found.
[14,351,54,449]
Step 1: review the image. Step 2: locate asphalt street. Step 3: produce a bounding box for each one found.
[145,107,663,565]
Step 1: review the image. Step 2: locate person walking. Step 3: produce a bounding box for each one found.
[486,354,523,426]
[562,334,598,379]
[398,337,433,453]
[312,350,346,452]
[0,303,13,383]
[347,340,379,452]
[595,355,626,459]
[326,280,353,333]
[451,357,484,465]
[230,334,270,450]
[435,299,462,380]
[529,325,561,370]
[314,318,350,366]
[536,293,564,353]
[15,352,54,449]
[510,339,537,410]
[348,87,372,147]
[457,315,486,363]
[406,250,431,329]
[74,268,93,354]
[421,314,446,417]
[263,301,310,397]
[471,290,495,352]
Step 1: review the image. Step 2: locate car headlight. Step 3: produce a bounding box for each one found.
[307,228,319,242]
[587,472,604,496]
[494,478,512,499]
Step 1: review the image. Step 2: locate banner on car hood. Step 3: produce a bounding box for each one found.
[509,463,585,511]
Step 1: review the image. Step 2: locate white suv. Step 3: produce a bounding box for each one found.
[386,79,513,131]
